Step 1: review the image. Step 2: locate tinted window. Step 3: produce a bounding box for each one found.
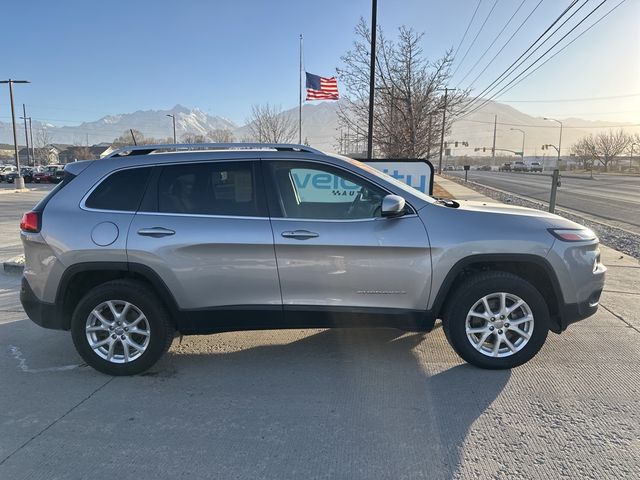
[157,162,263,217]
[268,162,386,219]
[85,167,152,211]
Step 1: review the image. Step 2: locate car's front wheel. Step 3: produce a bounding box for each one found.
[71,280,174,376]
[443,271,549,369]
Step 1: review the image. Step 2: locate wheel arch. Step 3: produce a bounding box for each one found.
[431,254,565,333]
[55,262,181,330]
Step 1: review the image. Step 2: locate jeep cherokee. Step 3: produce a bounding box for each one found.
[19,143,606,375]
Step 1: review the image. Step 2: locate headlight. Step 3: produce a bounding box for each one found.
[548,228,597,242]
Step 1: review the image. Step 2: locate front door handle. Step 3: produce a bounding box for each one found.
[281,230,319,240]
[137,227,176,238]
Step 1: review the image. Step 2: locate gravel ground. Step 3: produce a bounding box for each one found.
[444,175,640,260]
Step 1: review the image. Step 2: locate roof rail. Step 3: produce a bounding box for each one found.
[104,143,324,158]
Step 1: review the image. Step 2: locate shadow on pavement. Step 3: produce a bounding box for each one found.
[1,322,511,479]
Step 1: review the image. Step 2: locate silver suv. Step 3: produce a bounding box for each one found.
[20,144,605,375]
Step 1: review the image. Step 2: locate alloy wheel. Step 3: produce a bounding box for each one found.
[85,300,151,363]
[465,292,534,358]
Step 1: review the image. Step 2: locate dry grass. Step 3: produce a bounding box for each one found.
[432,180,453,199]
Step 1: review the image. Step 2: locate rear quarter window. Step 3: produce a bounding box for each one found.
[85,167,152,212]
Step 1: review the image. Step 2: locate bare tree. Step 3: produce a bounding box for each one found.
[112,129,145,147]
[337,18,467,158]
[66,144,98,163]
[34,127,54,165]
[571,130,630,172]
[571,138,595,171]
[180,133,207,144]
[246,103,296,143]
[207,128,235,143]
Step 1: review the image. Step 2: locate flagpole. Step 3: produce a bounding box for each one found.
[299,34,303,145]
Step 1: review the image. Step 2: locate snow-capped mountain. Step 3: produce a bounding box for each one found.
[1,101,637,155]
[0,105,237,146]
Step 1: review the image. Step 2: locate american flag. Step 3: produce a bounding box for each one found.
[306,72,339,101]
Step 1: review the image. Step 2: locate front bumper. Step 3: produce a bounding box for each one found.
[20,277,67,330]
[556,287,602,331]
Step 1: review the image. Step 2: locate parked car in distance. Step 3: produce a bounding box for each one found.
[5,167,35,183]
[498,163,512,172]
[34,165,63,183]
[20,143,606,375]
[477,164,492,171]
[512,161,529,172]
[50,169,65,183]
[0,165,17,181]
[530,162,543,172]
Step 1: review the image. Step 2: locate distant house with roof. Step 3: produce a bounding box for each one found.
[18,145,62,165]
[58,145,115,163]
[0,143,18,162]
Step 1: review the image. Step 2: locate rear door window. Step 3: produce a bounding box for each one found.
[154,161,266,217]
[85,167,152,212]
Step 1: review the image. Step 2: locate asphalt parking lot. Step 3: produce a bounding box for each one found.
[1,183,639,479]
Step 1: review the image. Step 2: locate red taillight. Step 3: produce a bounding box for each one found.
[20,211,40,233]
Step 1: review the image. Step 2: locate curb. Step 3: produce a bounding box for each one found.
[0,188,35,195]
[3,255,24,275]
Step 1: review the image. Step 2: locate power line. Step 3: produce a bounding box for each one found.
[460,0,580,114]
[451,0,500,78]
[455,117,639,128]
[482,0,629,104]
[462,0,593,114]
[500,93,640,103]
[461,0,615,118]
[452,0,483,61]
[455,0,527,88]
[464,0,546,92]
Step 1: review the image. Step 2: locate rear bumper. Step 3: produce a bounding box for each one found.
[20,277,67,330]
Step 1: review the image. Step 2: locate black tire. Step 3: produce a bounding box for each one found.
[442,271,549,369]
[71,280,174,376]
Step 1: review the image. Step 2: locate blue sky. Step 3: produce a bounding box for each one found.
[1,0,638,126]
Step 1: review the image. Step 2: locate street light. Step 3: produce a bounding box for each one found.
[510,128,525,160]
[544,117,563,169]
[166,114,177,144]
[1,79,30,188]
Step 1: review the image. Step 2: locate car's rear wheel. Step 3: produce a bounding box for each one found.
[71,280,174,376]
[443,271,549,369]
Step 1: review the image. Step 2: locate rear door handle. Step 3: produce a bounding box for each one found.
[281,230,319,240]
[137,227,175,238]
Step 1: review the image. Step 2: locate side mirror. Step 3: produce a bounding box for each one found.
[381,194,406,218]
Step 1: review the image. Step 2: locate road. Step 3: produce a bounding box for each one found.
[447,171,640,234]
[0,184,639,479]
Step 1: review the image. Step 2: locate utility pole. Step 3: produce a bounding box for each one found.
[366,0,377,159]
[426,114,433,160]
[21,104,31,166]
[491,114,497,165]
[438,87,450,174]
[630,142,639,170]
[166,114,177,144]
[28,117,35,166]
[1,79,30,189]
